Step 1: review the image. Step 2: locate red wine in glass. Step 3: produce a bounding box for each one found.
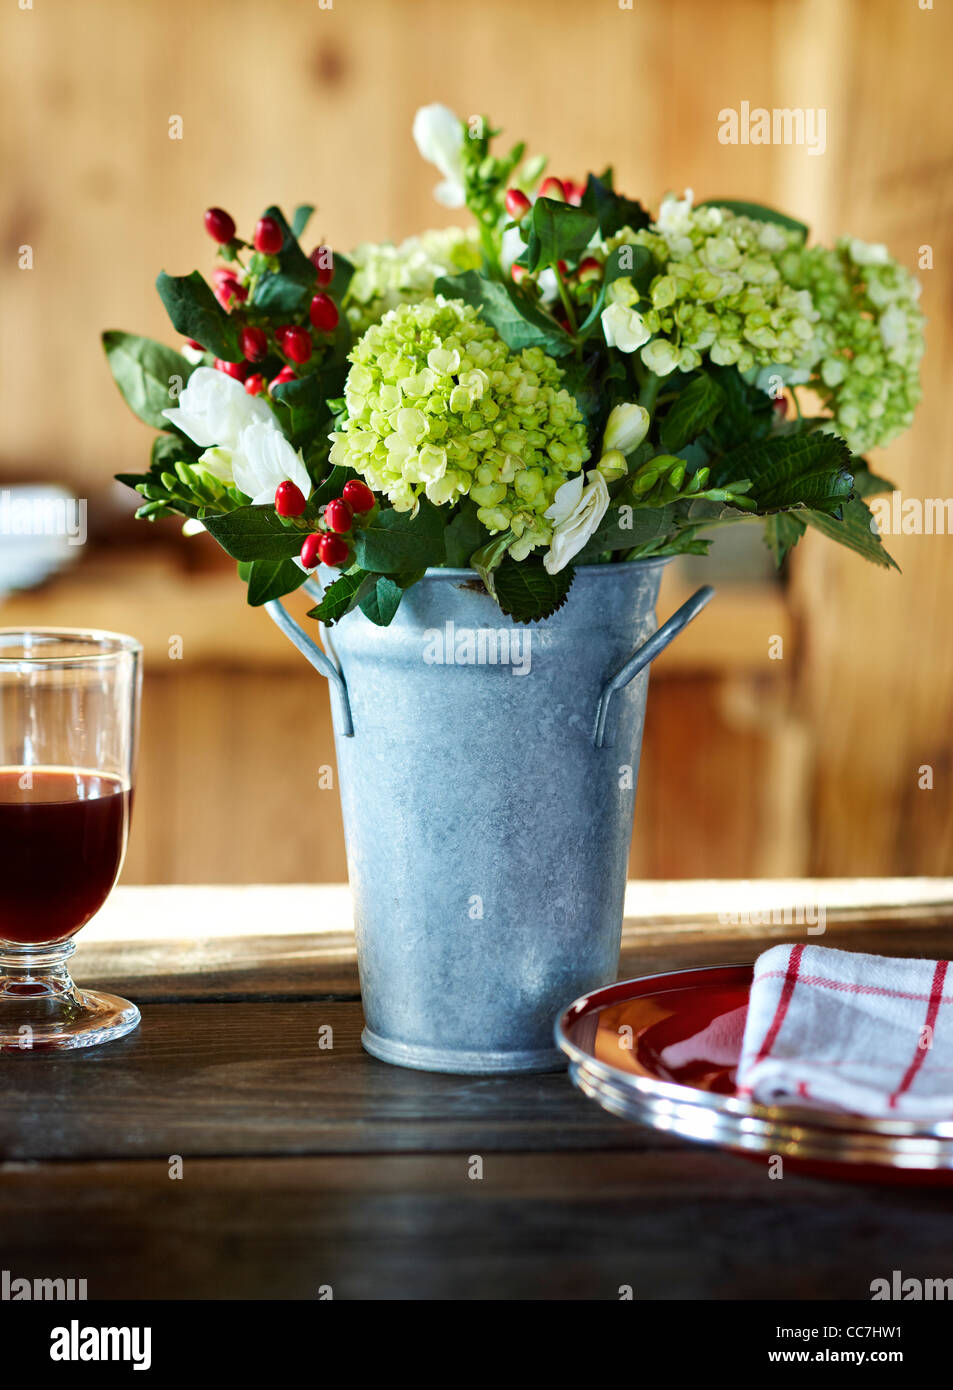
[0,767,130,945]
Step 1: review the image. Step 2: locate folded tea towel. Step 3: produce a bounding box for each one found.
[736,943,953,1118]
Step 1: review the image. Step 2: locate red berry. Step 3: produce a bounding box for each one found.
[318,533,349,568]
[186,338,205,352]
[539,177,567,203]
[214,275,247,310]
[556,259,569,277]
[772,395,788,417]
[511,263,529,286]
[309,293,339,333]
[275,481,307,517]
[300,533,323,570]
[564,179,586,207]
[241,325,268,362]
[254,216,284,255]
[504,188,531,222]
[245,373,266,396]
[269,365,296,392]
[214,357,248,381]
[204,207,235,244]
[342,480,375,513]
[283,327,312,363]
[309,245,334,286]
[324,498,353,533]
[577,255,603,282]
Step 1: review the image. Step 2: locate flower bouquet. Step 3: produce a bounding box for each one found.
[104,105,925,1073]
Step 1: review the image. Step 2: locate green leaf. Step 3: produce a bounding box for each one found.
[518,198,599,274]
[493,557,575,623]
[327,251,354,302]
[102,332,194,429]
[580,175,651,240]
[200,505,304,561]
[696,199,808,241]
[763,511,807,565]
[703,364,774,451]
[257,204,314,279]
[243,557,309,606]
[851,462,896,499]
[577,244,654,340]
[712,432,854,516]
[802,497,900,571]
[351,499,446,574]
[271,372,332,442]
[251,271,314,317]
[574,504,677,562]
[443,499,489,567]
[150,432,201,468]
[359,575,404,626]
[435,270,572,358]
[659,373,726,452]
[308,569,376,625]
[292,204,316,238]
[155,270,241,361]
[470,530,513,598]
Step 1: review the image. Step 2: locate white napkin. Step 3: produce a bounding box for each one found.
[736,943,953,1118]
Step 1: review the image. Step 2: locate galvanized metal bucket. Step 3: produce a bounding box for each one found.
[267,562,712,1074]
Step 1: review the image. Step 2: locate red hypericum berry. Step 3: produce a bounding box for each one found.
[504,188,531,222]
[241,325,268,362]
[773,395,788,417]
[275,481,307,518]
[283,327,313,363]
[511,263,529,286]
[565,179,586,207]
[309,245,334,286]
[269,365,296,392]
[245,373,266,396]
[318,533,350,568]
[186,338,205,352]
[300,533,323,570]
[324,498,353,533]
[539,177,567,203]
[214,357,248,381]
[342,480,375,513]
[309,293,339,333]
[214,275,247,310]
[273,325,292,350]
[204,207,235,244]
[254,216,284,255]
[556,259,569,277]
[577,255,603,283]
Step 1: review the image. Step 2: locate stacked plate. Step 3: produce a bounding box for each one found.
[556,964,953,1183]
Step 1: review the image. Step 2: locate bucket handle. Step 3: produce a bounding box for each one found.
[593,585,714,749]
[264,581,354,737]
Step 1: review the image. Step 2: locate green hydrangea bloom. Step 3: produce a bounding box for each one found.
[778,237,925,453]
[328,296,590,550]
[344,228,482,335]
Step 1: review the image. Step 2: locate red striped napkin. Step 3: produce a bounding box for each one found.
[736,943,953,1118]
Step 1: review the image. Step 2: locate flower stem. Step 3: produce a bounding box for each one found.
[638,370,662,415]
[553,262,578,336]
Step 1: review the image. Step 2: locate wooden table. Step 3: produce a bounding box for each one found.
[3,880,953,1302]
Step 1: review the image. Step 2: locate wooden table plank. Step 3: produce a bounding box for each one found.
[4,1150,953,1300]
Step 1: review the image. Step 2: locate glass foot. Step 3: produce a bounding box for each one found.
[0,939,140,1052]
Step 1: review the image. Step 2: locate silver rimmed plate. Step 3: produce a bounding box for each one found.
[556,964,953,1182]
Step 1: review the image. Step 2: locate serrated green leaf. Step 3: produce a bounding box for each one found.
[660,373,726,452]
[102,332,194,429]
[802,497,900,571]
[308,569,376,625]
[435,270,572,358]
[580,175,651,239]
[200,505,303,561]
[712,432,854,515]
[155,270,241,361]
[251,272,314,317]
[493,557,575,623]
[351,499,446,574]
[443,499,489,567]
[359,575,404,626]
[763,511,807,565]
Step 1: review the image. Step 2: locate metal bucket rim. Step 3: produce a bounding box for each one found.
[413,557,675,582]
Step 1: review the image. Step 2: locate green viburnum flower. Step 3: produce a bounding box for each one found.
[778,237,925,454]
[604,194,818,379]
[344,227,482,335]
[328,296,590,556]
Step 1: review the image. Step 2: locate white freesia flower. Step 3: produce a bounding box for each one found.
[211,420,311,506]
[413,104,466,208]
[543,470,610,575]
[162,366,272,449]
[601,302,651,352]
[603,402,650,456]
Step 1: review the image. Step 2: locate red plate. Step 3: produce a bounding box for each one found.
[556,964,953,1184]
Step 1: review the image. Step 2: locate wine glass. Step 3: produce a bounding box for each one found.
[0,628,142,1050]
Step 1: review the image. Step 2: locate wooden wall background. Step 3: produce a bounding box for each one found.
[1,0,950,883]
